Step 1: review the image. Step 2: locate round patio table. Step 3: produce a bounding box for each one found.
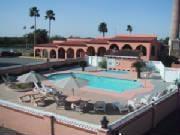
[66,96,81,103]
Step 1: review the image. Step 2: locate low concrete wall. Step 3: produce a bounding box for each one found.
[0,58,85,75]
[171,63,180,68]
[109,90,180,135]
[0,100,101,135]
[147,61,180,82]
[0,91,179,135]
[153,92,178,127]
[0,106,51,135]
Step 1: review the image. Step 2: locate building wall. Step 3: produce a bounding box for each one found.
[107,58,137,71]
[34,39,159,61]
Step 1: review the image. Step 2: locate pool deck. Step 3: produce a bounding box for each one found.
[0,69,171,125]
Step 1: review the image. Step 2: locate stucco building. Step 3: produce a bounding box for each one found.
[34,34,160,63]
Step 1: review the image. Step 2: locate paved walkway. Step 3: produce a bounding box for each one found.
[0,57,45,67]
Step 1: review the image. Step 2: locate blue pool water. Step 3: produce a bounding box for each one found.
[48,73,141,93]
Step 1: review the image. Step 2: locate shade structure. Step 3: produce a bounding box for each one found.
[17,71,47,83]
[56,75,88,91]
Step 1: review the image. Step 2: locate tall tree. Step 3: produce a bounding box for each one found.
[29,7,40,46]
[45,10,55,42]
[26,29,48,44]
[127,25,133,34]
[98,22,108,37]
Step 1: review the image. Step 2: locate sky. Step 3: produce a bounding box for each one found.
[0,0,173,38]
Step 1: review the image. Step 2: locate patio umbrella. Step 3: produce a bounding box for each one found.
[17,71,47,83]
[56,74,88,95]
[58,76,88,90]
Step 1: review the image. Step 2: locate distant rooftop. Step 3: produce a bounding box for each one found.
[35,34,158,47]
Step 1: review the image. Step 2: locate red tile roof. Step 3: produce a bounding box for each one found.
[87,38,109,44]
[110,34,157,42]
[58,41,87,47]
[35,44,58,48]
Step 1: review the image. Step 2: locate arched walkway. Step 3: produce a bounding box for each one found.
[76,49,85,58]
[35,49,41,57]
[50,50,56,58]
[136,45,147,56]
[58,48,65,59]
[42,49,48,58]
[97,47,106,56]
[87,47,95,56]
[67,48,74,58]
[122,44,132,50]
[109,44,119,50]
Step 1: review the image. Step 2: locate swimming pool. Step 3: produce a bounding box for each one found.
[48,73,141,93]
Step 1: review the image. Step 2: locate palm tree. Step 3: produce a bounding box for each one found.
[132,60,146,79]
[23,26,28,49]
[29,7,40,46]
[127,25,133,34]
[45,10,55,42]
[98,22,108,37]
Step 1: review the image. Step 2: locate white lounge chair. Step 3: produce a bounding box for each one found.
[34,82,57,95]
[139,94,151,105]
[127,100,138,111]
[112,102,129,114]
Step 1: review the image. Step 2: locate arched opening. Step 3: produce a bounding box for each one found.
[87,46,95,56]
[58,48,65,59]
[67,48,74,58]
[151,46,156,56]
[76,49,85,58]
[122,44,132,50]
[50,50,56,58]
[109,44,119,50]
[136,45,147,56]
[35,49,41,57]
[42,49,48,58]
[97,47,106,56]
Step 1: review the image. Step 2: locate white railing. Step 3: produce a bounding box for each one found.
[0,99,100,132]
[109,89,178,131]
[109,104,152,130]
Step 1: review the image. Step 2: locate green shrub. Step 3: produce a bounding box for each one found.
[10,83,34,89]
[98,59,107,69]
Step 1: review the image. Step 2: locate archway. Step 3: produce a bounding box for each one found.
[35,49,41,57]
[76,49,85,58]
[58,48,65,59]
[97,47,106,56]
[67,48,74,58]
[50,50,56,58]
[87,46,95,56]
[42,49,48,58]
[122,44,132,50]
[136,45,147,56]
[109,44,119,50]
